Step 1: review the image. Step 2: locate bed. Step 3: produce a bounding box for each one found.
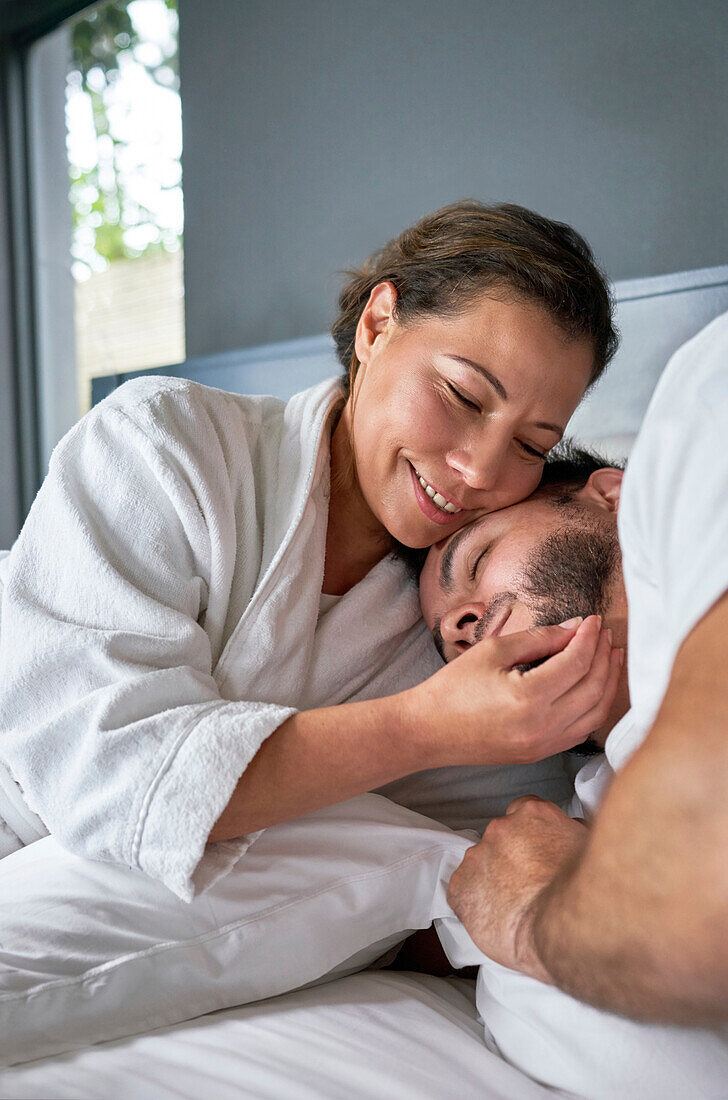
[2,263,727,1099]
[0,972,556,1100]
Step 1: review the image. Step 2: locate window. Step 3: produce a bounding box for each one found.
[28,0,185,452]
[65,0,185,414]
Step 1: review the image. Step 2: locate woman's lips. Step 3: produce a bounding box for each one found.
[409,464,465,526]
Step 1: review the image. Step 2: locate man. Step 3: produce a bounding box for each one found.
[420,442,628,746]
[415,311,728,1096]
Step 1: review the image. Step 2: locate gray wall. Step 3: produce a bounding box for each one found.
[178,0,728,358]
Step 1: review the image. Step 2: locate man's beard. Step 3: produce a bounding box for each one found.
[518,517,620,634]
[519,518,620,755]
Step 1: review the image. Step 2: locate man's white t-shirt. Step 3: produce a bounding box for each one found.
[576,309,728,816]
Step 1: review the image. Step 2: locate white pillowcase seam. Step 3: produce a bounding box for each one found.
[0,839,458,1004]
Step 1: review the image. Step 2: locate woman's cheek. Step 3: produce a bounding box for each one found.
[526,463,544,497]
[498,459,542,510]
[413,379,452,427]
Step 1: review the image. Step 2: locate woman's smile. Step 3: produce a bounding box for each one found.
[409,466,465,527]
[408,462,466,525]
[411,464,464,513]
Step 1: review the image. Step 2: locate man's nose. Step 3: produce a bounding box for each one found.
[439,602,487,649]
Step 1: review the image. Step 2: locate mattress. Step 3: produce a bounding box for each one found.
[0,970,560,1100]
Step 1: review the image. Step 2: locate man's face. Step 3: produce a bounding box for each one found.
[420,490,621,664]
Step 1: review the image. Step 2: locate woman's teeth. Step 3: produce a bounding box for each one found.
[415,471,461,514]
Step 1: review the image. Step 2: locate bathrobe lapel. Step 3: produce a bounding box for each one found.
[297,556,426,710]
[215,379,338,705]
[214,377,434,712]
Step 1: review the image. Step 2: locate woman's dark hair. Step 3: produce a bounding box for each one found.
[332,199,619,397]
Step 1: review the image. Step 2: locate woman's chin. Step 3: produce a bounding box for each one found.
[388,519,454,552]
[383,512,432,549]
[376,492,466,550]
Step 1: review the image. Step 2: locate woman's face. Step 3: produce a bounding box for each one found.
[348,281,594,549]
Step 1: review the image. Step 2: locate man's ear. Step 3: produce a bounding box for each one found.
[584,468,623,513]
[353,281,398,371]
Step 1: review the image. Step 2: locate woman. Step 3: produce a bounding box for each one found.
[0,200,620,900]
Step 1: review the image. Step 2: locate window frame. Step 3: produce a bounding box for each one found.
[0,2,101,542]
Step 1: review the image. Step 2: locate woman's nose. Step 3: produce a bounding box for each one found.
[439,602,487,649]
[446,431,509,493]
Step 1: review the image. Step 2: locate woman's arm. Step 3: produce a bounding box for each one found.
[211,615,618,840]
[210,694,420,840]
[0,385,296,900]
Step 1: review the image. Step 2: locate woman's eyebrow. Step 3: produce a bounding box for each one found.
[534,421,564,437]
[447,355,508,400]
[448,355,563,436]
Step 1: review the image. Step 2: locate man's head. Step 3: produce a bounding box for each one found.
[419,442,629,746]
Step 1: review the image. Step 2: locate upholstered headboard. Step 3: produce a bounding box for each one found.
[565,264,728,456]
[91,264,728,454]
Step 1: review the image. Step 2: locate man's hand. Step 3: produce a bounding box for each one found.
[446,796,588,982]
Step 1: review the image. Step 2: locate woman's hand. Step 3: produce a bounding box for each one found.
[401,616,622,767]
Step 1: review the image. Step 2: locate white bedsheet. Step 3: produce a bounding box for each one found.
[0,971,561,1100]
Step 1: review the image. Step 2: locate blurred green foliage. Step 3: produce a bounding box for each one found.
[68,0,180,270]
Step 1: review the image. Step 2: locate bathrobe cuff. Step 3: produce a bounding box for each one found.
[132,699,297,901]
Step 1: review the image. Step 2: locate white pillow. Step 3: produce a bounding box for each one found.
[0,793,475,1066]
[569,433,637,464]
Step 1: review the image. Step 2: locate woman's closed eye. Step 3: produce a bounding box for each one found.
[445,377,550,459]
[518,440,549,460]
[446,382,480,411]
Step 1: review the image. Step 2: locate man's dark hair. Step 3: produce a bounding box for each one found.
[394,439,627,580]
[538,439,626,504]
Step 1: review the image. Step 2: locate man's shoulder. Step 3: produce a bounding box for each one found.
[621,309,728,510]
[619,308,728,651]
[646,309,728,421]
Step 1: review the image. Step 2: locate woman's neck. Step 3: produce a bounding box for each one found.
[323,401,392,596]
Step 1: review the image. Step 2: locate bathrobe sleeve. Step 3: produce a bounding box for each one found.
[0,382,296,900]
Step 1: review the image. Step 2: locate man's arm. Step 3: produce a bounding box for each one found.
[532,588,728,1022]
[448,590,728,1024]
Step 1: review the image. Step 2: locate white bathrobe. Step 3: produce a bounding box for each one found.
[0,375,570,901]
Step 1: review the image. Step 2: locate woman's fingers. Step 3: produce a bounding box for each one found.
[545,628,617,748]
[511,619,620,757]
[554,622,613,713]
[491,616,587,671]
[560,645,624,742]
[419,612,621,768]
[517,615,604,697]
